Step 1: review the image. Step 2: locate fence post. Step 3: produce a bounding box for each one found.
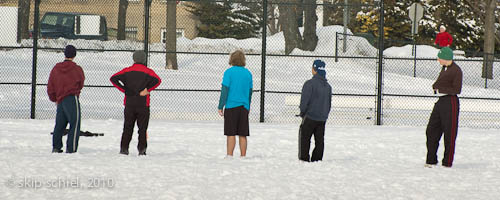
[30,0,40,119]
[143,0,151,65]
[260,0,268,123]
[376,0,384,125]
[413,36,417,77]
[335,32,338,62]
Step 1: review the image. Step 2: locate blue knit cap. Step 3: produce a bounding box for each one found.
[64,45,76,58]
[313,59,326,76]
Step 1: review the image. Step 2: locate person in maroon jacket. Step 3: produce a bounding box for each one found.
[110,50,161,156]
[434,25,453,48]
[425,47,462,168]
[47,45,85,153]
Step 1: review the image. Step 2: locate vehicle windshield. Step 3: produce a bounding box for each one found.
[41,15,74,28]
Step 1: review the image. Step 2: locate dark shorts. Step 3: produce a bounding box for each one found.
[224,106,249,136]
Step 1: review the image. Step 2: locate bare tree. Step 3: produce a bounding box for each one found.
[482,0,496,79]
[301,0,318,51]
[278,0,318,54]
[117,0,129,40]
[17,0,30,43]
[463,0,496,78]
[279,0,302,54]
[267,3,279,35]
[166,0,178,70]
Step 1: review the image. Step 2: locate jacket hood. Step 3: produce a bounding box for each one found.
[56,60,77,73]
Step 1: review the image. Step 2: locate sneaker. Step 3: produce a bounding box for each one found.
[52,148,63,153]
[224,155,233,159]
[119,149,129,155]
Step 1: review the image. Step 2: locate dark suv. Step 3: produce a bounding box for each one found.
[40,12,108,41]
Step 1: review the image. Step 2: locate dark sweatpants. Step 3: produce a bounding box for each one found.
[426,95,459,167]
[53,95,81,153]
[121,106,150,152]
[299,117,326,162]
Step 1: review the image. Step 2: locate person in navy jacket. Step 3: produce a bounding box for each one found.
[110,51,161,156]
[298,60,332,162]
[47,45,85,153]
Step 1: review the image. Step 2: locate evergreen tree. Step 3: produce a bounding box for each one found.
[424,0,482,52]
[187,0,261,39]
[353,0,416,48]
[352,0,488,53]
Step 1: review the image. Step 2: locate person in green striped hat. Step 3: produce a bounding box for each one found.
[425,47,463,168]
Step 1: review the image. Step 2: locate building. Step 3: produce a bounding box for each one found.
[0,0,199,43]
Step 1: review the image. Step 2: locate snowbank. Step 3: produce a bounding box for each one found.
[16,26,377,57]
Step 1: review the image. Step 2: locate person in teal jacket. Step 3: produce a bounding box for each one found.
[218,50,253,158]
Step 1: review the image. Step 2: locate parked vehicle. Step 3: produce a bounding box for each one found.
[39,12,108,40]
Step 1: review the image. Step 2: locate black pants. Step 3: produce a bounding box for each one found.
[426,95,459,167]
[299,117,326,162]
[52,96,81,153]
[121,106,150,152]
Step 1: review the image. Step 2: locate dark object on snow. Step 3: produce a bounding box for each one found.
[119,149,129,155]
[51,129,104,137]
[52,148,63,153]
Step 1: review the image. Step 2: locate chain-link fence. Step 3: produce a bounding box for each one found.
[336,33,500,128]
[1,0,500,128]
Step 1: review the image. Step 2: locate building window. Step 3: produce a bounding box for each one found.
[125,27,138,40]
[161,28,184,43]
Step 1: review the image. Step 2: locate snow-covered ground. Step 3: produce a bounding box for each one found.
[1,119,499,199]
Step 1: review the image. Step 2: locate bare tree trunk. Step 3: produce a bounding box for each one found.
[267,3,279,35]
[117,0,129,40]
[279,0,302,55]
[301,0,318,51]
[166,0,178,70]
[17,0,30,43]
[296,0,304,27]
[482,0,495,79]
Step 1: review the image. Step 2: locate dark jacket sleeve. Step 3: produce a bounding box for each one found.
[110,69,127,93]
[145,69,161,92]
[77,66,85,91]
[218,85,229,110]
[249,89,253,106]
[328,86,332,114]
[299,81,312,117]
[47,68,57,102]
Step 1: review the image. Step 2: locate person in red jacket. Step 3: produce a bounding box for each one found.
[110,51,161,156]
[47,45,85,153]
[434,25,453,48]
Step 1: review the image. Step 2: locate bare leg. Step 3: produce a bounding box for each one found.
[239,136,247,157]
[227,136,236,156]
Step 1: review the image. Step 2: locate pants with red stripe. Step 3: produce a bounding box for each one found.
[426,95,459,167]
